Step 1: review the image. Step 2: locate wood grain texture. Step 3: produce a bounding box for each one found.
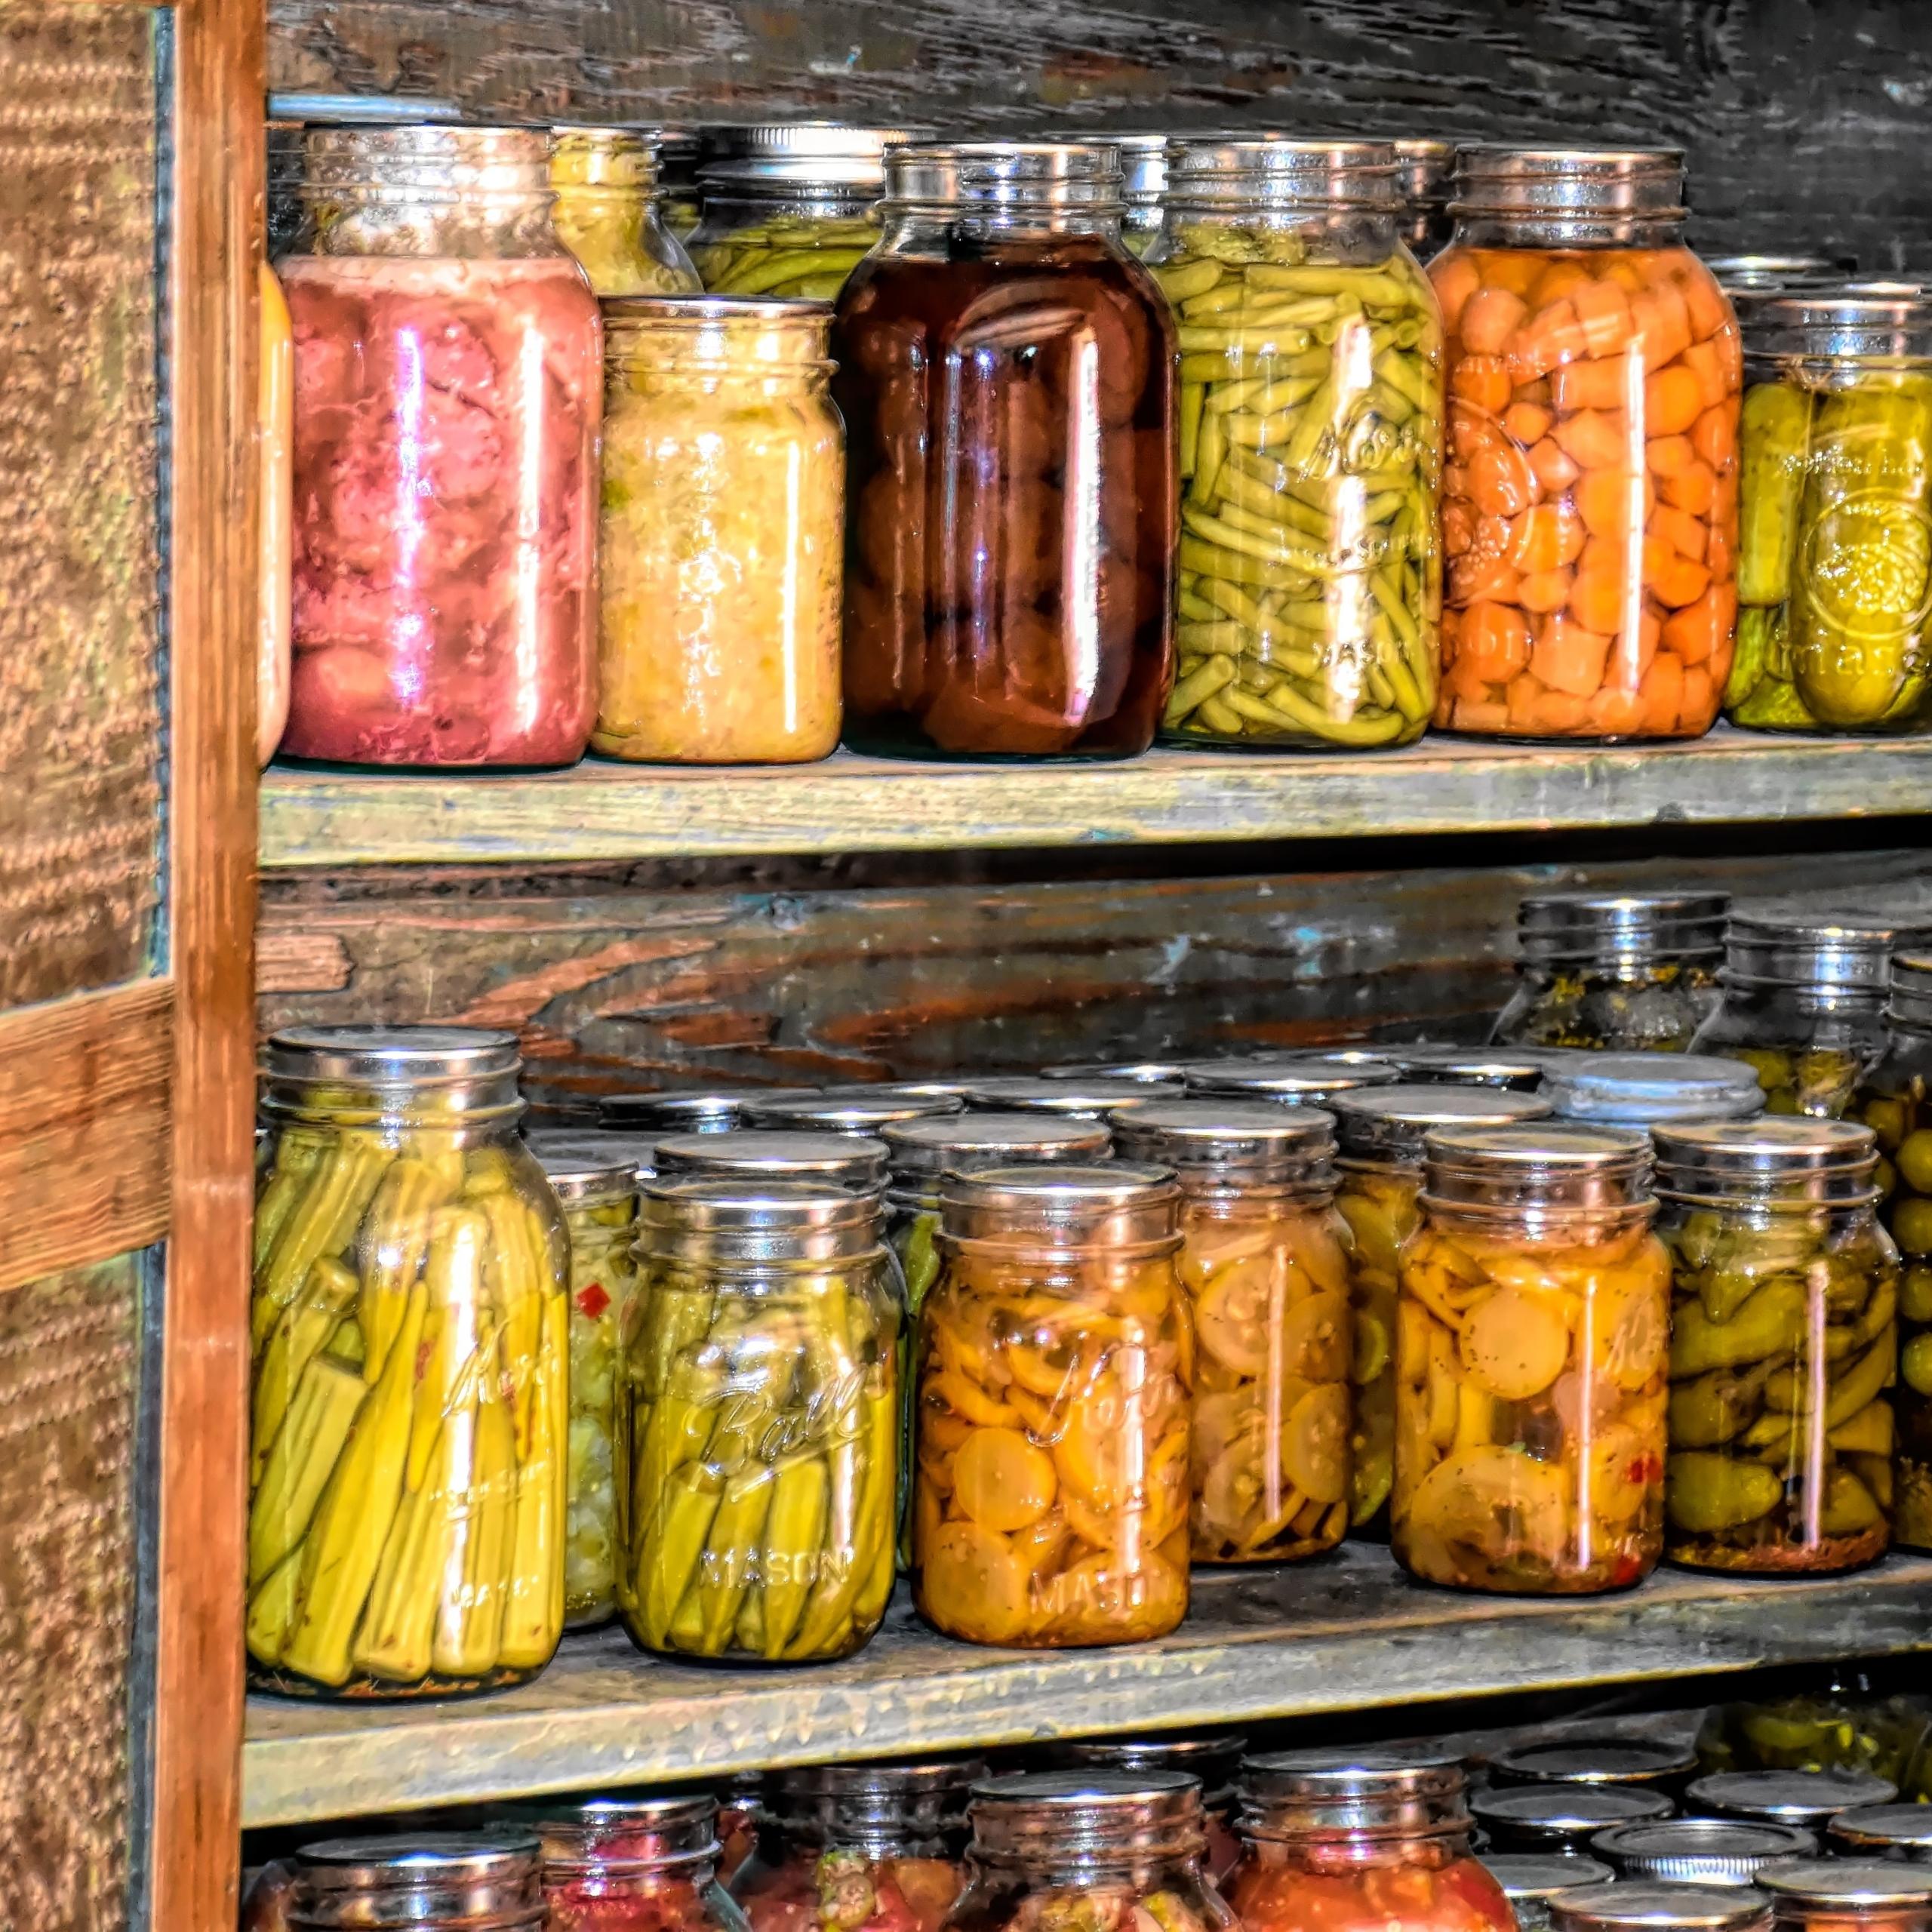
[240,1544,1932,1827]
[150,0,263,1919]
[266,0,1932,272]
[262,732,1932,869]
[0,983,172,1293]
[257,844,1932,1120]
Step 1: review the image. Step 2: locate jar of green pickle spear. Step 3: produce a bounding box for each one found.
[248,1027,570,1699]
[1147,137,1444,750]
[1654,1118,1897,1574]
[1853,952,1932,1547]
[549,128,701,298]
[1692,907,1932,1116]
[618,1176,901,1662]
[689,123,921,298]
[1728,295,1932,733]
[528,1134,642,1628]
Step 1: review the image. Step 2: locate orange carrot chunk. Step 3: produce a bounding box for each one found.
[1574,467,1649,539]
[1681,339,1730,408]
[1552,357,1633,414]
[1511,503,1587,573]
[1459,601,1534,678]
[1553,408,1634,472]
[1530,615,1614,697]
[1450,355,1514,414]
[1502,400,1555,446]
[1571,278,1635,358]
[1641,651,1687,734]
[1658,458,1717,516]
[1644,364,1706,437]
[1469,443,1539,518]
[1429,252,1484,333]
[1569,568,1630,637]
[1527,437,1583,494]
[1647,434,1697,478]
[1691,403,1737,470]
[1679,266,1733,343]
[1652,552,1712,609]
[1629,281,1693,368]
[1460,286,1530,357]
[1519,568,1575,614]
[1662,582,1737,667]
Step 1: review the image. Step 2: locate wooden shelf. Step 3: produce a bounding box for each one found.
[259,730,1932,869]
[241,1545,1932,1829]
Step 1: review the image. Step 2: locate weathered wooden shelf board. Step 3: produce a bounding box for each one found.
[242,1545,1932,1828]
[260,733,1932,867]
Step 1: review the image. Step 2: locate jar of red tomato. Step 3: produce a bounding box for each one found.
[834,142,1177,758]
[1430,148,1740,740]
[731,1762,983,1932]
[1227,1751,1512,1932]
[527,1795,752,1932]
[282,126,602,766]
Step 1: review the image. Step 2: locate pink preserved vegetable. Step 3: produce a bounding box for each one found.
[281,125,602,767]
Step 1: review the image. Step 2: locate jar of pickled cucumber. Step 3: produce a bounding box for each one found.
[950,1773,1235,1932]
[1494,891,1730,1051]
[1054,1736,1246,1887]
[521,1794,754,1932]
[1331,1085,1554,1534]
[652,1131,892,1192]
[1177,1051,1401,1109]
[282,1834,548,1930]
[1469,1786,1672,1855]
[1696,1681,1930,1783]
[248,1027,570,1699]
[1549,1887,1771,1932]
[1108,1102,1355,1563]
[527,1136,641,1628]
[1431,149,1740,741]
[731,1762,982,1932]
[1543,1052,1766,1128]
[1592,1817,1817,1887]
[1229,1752,1513,1932]
[1852,954,1932,1546]
[955,1076,1187,1119]
[1654,1118,1898,1573]
[1394,1124,1669,1593]
[746,1088,967,1137]
[1393,140,1456,264]
[1484,1856,1613,1932]
[1728,296,1932,732]
[1148,139,1442,750]
[1382,1044,1548,1089]
[1693,907,1932,1115]
[550,128,702,298]
[690,124,918,297]
[617,1176,900,1663]
[912,1164,1191,1647]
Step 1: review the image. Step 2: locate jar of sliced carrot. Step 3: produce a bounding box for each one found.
[1110,1101,1357,1564]
[1430,148,1741,740]
[1149,139,1444,749]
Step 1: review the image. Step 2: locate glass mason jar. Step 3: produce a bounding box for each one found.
[282,126,602,767]
[1178,1051,1401,1109]
[1042,1060,1196,1084]
[1149,138,1443,751]
[957,1076,1187,1119]
[1758,1864,1932,1932]
[1110,1103,1356,1563]
[1695,1681,1929,1783]
[835,141,1178,759]
[1494,891,1730,1052]
[1685,1767,1900,1827]
[1112,132,1171,260]
[1381,1044,1548,1089]
[525,1795,753,1932]
[1828,1805,1932,1861]
[1393,1124,1670,1593]
[691,123,919,297]
[1542,1051,1766,1128]
[526,1137,641,1628]
[912,1164,1191,1647]
[1429,149,1741,740]
[1330,1084,1552,1534]
[1393,140,1456,265]
[1706,257,1844,300]
[1728,296,1932,731]
[596,297,844,764]
[268,117,309,257]
[549,128,702,298]
[1228,1751,1513,1932]
[248,1027,570,1699]
[1692,908,1932,1116]
[718,1775,768,1887]
[1592,1818,1817,1887]
[747,1088,967,1137]
[260,260,294,766]
[658,128,703,239]
[1483,1856,1613,1932]
[601,1091,794,1136]
[1654,1118,1898,1574]
[949,1772,1235,1932]
[1468,1786,1671,1855]
[731,1762,982,1932]
[1054,1736,1246,1887]
[617,1176,900,1663]
[1547,1887,1770,1932]
[1489,1739,1697,1789]
[651,1131,892,1191]
[281,1834,547,1930]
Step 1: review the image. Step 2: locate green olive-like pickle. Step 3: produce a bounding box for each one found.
[1151,231,1443,749]
[693,215,878,299]
[1498,959,1719,1052]
[1722,1044,1867,1119]
[1662,1201,1897,1571]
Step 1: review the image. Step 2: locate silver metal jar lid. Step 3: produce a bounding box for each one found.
[1757,1863,1932,1908]
[1491,1740,1699,1788]
[599,1088,789,1134]
[1059,1732,1247,1793]
[1471,1783,1672,1844]
[302,124,552,195]
[1543,1053,1767,1127]
[1592,1817,1818,1884]
[1547,1885,1770,1932]
[1165,136,1402,208]
[938,1163,1181,1246]
[881,1111,1110,1179]
[525,1134,644,1204]
[1685,1767,1900,1823]
[884,141,1125,212]
[1721,906,1932,993]
[638,1174,881,1261]
[1422,1123,1654,1211]
[1890,952,1932,1029]
[700,121,927,186]
[1391,136,1455,201]
[1652,1116,1879,1202]
[1110,1100,1337,1169]
[1084,131,1169,205]
[512,1793,719,1869]
[772,1761,983,1849]
[967,1770,1204,1854]
[1483,1854,1615,1900]
[292,1832,544,1918]
[265,1023,520,1083]
[1041,1059,1195,1084]
[1516,891,1730,964]
[745,1085,966,1134]
[1749,295,1932,362]
[1331,1084,1552,1164]
[1178,1050,1401,1102]
[1828,1805,1932,1857]
[1705,254,1842,292]
[958,1075,1186,1117]
[1241,1746,1466,1803]
[1451,146,1687,219]
[1382,1044,1549,1090]
[651,1129,890,1189]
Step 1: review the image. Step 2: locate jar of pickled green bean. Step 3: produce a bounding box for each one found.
[549,128,701,299]
[1147,138,1444,750]
[689,124,918,299]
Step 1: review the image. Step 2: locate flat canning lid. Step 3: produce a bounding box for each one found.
[1590,1817,1817,1883]
[1685,1767,1899,1822]
[1546,1884,1769,1932]
[1755,1863,1932,1908]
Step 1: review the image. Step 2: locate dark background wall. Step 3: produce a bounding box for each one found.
[268,0,1932,269]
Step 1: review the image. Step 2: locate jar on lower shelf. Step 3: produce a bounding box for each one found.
[1757,1862,1932,1932]
[522,1795,752,1932]
[281,1834,547,1930]
[1487,1738,1697,1790]
[651,1131,891,1191]
[1684,1768,1900,1829]
[1542,1052,1766,1130]
[1548,1887,1770,1932]
[1483,1855,1612,1932]
[1591,1817,1818,1887]
[1654,1119,1897,1575]
[1177,1052,1400,1110]
[1053,1734,1246,1887]
[549,128,701,298]
[1468,1784,1672,1855]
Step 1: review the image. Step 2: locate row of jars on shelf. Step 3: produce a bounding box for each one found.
[244,1743,1932,1932]
[245,885,1932,1701]
[252,115,1932,774]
